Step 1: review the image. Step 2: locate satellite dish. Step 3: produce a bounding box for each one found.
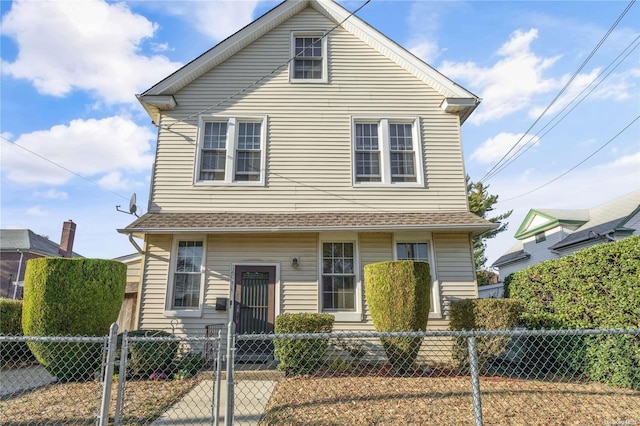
[116,193,140,217]
[129,193,138,217]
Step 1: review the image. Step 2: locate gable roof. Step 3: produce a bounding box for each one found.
[492,242,529,268]
[0,229,82,257]
[138,0,479,125]
[549,191,640,251]
[514,209,589,239]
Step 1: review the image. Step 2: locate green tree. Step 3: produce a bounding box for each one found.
[467,175,512,270]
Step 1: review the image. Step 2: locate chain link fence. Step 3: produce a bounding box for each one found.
[1,326,638,425]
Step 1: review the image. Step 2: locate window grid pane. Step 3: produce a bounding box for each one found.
[322,242,355,311]
[201,122,227,181]
[173,241,203,309]
[235,122,262,181]
[355,123,381,182]
[294,37,322,79]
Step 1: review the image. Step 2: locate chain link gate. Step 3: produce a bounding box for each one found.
[2,326,639,425]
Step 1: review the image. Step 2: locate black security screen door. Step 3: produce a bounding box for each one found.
[234,266,276,359]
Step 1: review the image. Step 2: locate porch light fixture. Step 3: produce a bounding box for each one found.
[291,257,299,268]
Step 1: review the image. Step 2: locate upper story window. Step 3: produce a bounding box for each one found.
[195,116,267,186]
[352,118,424,186]
[290,31,327,83]
[535,232,546,243]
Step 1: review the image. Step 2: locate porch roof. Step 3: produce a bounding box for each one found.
[118,211,496,236]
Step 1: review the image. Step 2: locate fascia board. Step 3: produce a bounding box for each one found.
[118,223,497,236]
[514,209,559,239]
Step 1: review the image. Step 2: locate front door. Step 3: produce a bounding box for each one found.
[234,266,276,360]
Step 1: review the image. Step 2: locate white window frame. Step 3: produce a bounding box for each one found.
[164,235,207,318]
[351,117,424,187]
[194,115,267,186]
[289,31,328,84]
[318,232,361,322]
[392,231,441,319]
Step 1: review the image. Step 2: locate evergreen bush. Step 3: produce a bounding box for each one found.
[22,258,126,381]
[364,261,430,375]
[0,298,34,365]
[274,313,334,375]
[508,236,640,389]
[449,298,523,370]
[127,329,179,379]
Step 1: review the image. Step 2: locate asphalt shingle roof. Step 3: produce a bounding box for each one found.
[120,211,495,235]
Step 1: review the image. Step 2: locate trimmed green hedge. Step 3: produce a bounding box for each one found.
[22,258,126,381]
[449,298,523,369]
[364,261,430,375]
[274,313,334,375]
[127,329,179,379]
[0,298,34,365]
[508,236,640,389]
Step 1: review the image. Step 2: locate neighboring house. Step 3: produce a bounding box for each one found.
[118,0,495,342]
[113,253,142,332]
[493,190,640,279]
[0,220,79,299]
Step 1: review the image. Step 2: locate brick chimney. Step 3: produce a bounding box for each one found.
[59,220,76,258]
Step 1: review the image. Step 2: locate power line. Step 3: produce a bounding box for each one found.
[478,0,637,184]
[499,114,640,203]
[165,0,371,129]
[482,34,640,182]
[0,135,130,201]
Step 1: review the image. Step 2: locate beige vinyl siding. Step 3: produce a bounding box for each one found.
[151,8,467,213]
[433,233,477,322]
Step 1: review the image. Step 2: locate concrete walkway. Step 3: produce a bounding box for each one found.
[0,365,56,397]
[151,379,276,426]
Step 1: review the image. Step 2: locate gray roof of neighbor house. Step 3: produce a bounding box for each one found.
[119,211,496,236]
[549,191,640,250]
[492,190,640,267]
[0,229,82,257]
[491,244,529,268]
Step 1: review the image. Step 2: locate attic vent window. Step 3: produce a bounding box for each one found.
[535,232,546,243]
[290,31,327,83]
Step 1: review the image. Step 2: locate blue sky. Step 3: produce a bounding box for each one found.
[1,0,639,269]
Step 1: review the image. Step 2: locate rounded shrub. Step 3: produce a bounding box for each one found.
[274,313,334,375]
[127,329,179,379]
[364,260,430,375]
[22,258,126,381]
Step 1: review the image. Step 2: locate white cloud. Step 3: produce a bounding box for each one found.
[27,206,49,217]
[98,171,135,191]
[1,117,155,186]
[35,189,69,200]
[404,1,447,64]
[161,1,260,41]
[1,0,182,104]
[439,29,560,124]
[471,132,540,165]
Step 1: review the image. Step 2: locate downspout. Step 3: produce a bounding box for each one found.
[13,249,24,299]
[128,234,145,255]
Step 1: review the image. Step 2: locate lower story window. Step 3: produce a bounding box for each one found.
[172,241,203,309]
[322,242,355,311]
[396,242,434,312]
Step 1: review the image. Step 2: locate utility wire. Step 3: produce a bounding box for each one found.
[482,34,640,182]
[0,135,130,201]
[499,114,640,202]
[478,0,636,184]
[165,0,371,129]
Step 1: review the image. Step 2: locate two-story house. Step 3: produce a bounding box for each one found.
[492,190,640,280]
[119,0,495,340]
